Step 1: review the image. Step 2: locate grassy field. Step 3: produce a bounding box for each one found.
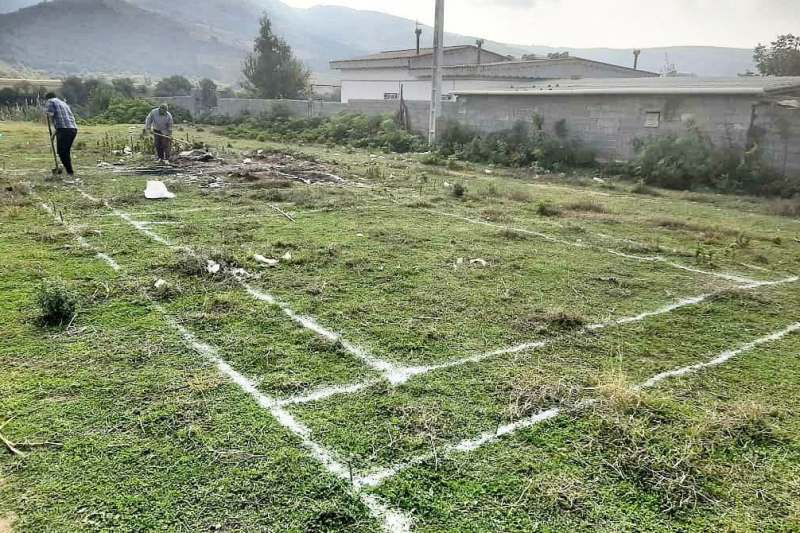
[1,120,800,532]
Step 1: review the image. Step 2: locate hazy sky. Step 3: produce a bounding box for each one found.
[282,0,799,49]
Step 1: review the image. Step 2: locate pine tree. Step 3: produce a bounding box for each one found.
[243,15,309,99]
[754,34,800,76]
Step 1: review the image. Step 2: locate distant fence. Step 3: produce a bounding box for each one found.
[152,95,442,135]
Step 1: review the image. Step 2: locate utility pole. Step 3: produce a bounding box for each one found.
[428,0,444,145]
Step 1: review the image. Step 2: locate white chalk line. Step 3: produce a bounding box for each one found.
[637,322,800,389]
[382,275,798,387]
[431,210,768,286]
[79,189,403,381]
[39,202,121,272]
[44,195,413,533]
[357,321,800,489]
[271,274,799,406]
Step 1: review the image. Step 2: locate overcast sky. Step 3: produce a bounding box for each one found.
[283,0,799,49]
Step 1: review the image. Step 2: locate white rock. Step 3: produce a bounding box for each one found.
[206,260,221,274]
[281,252,293,261]
[243,158,253,164]
[154,279,168,289]
[470,258,489,267]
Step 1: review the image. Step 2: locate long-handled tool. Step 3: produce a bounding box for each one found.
[150,130,193,149]
[46,116,63,175]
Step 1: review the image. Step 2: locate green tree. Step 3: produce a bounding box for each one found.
[198,78,218,110]
[111,78,136,98]
[154,75,193,96]
[754,34,800,76]
[242,14,309,99]
[60,76,89,106]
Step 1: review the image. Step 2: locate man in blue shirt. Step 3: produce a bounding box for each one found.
[44,92,78,175]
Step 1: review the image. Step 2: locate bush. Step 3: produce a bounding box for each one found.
[631,125,794,197]
[224,111,424,153]
[37,280,78,327]
[536,201,562,217]
[436,119,595,170]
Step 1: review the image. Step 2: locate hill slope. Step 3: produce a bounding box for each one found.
[0,0,246,80]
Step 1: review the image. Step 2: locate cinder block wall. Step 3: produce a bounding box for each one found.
[450,93,757,161]
[753,101,800,176]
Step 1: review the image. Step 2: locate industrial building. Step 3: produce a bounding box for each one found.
[330,44,657,103]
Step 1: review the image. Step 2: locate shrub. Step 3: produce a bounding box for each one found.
[451,183,466,198]
[536,201,562,217]
[226,111,425,153]
[37,279,78,327]
[436,119,594,170]
[631,125,793,197]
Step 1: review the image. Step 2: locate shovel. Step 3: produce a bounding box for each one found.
[46,116,63,175]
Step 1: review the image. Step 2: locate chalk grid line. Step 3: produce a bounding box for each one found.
[357,321,800,488]
[38,198,413,533]
[41,192,800,531]
[76,189,798,398]
[430,210,766,285]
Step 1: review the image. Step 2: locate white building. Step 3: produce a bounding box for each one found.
[330,45,658,103]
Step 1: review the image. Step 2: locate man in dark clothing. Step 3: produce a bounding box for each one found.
[44,92,78,175]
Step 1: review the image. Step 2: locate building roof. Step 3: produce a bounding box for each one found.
[330,45,511,69]
[335,45,477,62]
[411,57,659,79]
[452,76,800,96]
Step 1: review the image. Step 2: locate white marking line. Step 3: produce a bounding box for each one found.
[358,322,800,489]
[39,202,120,272]
[274,274,799,404]
[356,407,563,488]
[162,313,412,532]
[275,380,382,407]
[243,284,400,378]
[638,322,800,389]
[80,189,402,381]
[44,197,411,532]
[432,210,765,285]
[385,276,798,386]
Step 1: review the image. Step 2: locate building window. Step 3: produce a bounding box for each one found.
[645,111,661,128]
[384,93,399,100]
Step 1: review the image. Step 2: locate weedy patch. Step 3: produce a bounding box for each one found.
[506,374,583,418]
[630,180,661,196]
[497,228,530,241]
[536,201,562,217]
[513,310,586,333]
[36,279,79,327]
[480,208,511,222]
[766,197,800,218]
[505,188,534,203]
[451,183,467,198]
[564,200,609,214]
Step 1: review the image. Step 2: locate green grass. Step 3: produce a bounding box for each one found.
[2,121,800,532]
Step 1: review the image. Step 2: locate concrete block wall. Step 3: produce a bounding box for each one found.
[451,93,756,161]
[754,101,800,177]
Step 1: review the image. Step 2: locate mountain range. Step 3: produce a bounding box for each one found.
[0,0,758,83]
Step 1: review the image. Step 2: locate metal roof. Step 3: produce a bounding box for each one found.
[453,77,800,96]
[333,45,498,63]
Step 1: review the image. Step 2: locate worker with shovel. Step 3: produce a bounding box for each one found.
[144,104,174,163]
[44,92,78,176]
